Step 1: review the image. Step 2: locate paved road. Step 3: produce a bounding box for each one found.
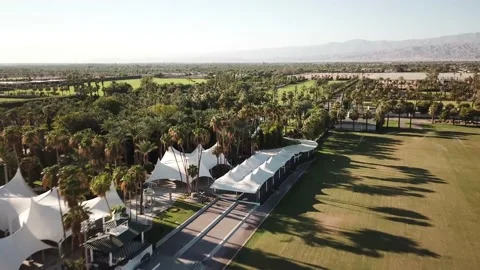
[180,203,253,263]
[198,161,314,270]
[139,160,314,270]
[139,199,235,269]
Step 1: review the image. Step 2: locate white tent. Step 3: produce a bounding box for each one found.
[0,181,124,269]
[0,225,53,270]
[84,182,124,220]
[203,143,230,167]
[210,139,317,194]
[147,146,213,183]
[0,169,35,232]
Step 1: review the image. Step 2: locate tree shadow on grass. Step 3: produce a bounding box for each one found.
[353,161,446,185]
[385,217,432,227]
[340,229,439,258]
[325,132,402,161]
[381,126,480,141]
[229,246,330,270]
[369,207,429,220]
[346,183,425,197]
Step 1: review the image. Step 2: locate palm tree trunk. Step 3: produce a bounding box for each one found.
[170,147,184,184]
[365,118,368,131]
[398,114,401,128]
[139,185,144,215]
[409,115,412,129]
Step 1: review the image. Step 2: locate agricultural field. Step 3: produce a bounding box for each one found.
[231,125,480,270]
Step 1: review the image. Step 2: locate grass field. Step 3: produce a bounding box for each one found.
[276,80,343,102]
[2,78,206,96]
[0,97,30,103]
[231,125,480,270]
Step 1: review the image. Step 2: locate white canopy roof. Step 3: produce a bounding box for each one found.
[147,146,214,183]
[210,139,317,194]
[0,225,52,270]
[0,169,35,232]
[0,181,124,269]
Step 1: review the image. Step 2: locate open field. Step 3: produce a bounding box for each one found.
[277,80,343,102]
[299,72,474,81]
[231,125,480,270]
[0,97,30,103]
[1,78,206,96]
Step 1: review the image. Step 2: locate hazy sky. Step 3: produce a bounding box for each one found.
[1,0,480,63]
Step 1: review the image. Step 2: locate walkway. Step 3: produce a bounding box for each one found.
[139,159,314,270]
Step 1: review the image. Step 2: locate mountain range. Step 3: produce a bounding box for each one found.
[163,32,480,62]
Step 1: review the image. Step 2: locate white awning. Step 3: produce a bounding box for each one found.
[210,139,317,194]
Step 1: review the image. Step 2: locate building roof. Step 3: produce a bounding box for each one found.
[84,220,150,253]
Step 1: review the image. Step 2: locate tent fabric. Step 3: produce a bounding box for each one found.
[147,146,214,183]
[0,226,53,270]
[210,139,317,194]
[84,182,124,222]
[0,169,36,232]
[0,182,124,269]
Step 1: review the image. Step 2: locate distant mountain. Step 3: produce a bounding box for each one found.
[167,33,480,62]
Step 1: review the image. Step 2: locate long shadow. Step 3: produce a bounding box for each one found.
[340,229,439,258]
[229,246,330,270]
[325,132,402,161]
[353,160,446,185]
[381,126,480,141]
[346,183,425,197]
[385,217,432,227]
[369,207,429,220]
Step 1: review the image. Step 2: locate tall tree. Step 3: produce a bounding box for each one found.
[90,172,113,211]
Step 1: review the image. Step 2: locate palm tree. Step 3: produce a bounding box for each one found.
[135,140,157,166]
[57,165,89,208]
[393,101,406,128]
[187,164,199,193]
[63,204,91,250]
[337,109,346,129]
[161,133,184,185]
[405,102,416,128]
[41,164,60,189]
[348,108,360,131]
[90,172,112,211]
[362,109,373,131]
[123,165,146,215]
[212,144,224,165]
[191,127,210,192]
[112,165,128,187]
[46,129,68,162]
[169,125,191,194]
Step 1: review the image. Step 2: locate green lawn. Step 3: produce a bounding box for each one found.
[145,199,203,245]
[3,78,206,96]
[276,80,343,103]
[0,97,30,103]
[231,125,480,270]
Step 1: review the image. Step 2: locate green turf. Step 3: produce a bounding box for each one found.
[276,80,342,103]
[3,78,206,97]
[144,199,203,245]
[0,97,30,103]
[231,125,480,270]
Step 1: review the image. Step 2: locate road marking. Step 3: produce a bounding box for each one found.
[152,263,161,270]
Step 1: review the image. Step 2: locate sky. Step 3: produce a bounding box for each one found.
[1,0,480,63]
